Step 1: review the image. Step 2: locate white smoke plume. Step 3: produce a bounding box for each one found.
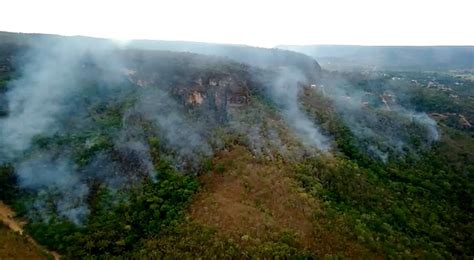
[133,88,213,170]
[268,68,330,152]
[17,154,89,224]
[0,37,125,223]
[0,37,123,159]
[319,73,440,161]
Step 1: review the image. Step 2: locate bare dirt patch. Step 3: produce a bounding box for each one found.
[0,202,61,260]
[0,201,24,234]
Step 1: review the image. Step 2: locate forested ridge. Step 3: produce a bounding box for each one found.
[0,32,472,258]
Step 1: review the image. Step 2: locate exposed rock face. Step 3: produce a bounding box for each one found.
[429,113,472,129]
[187,76,251,122]
[169,76,250,120]
[123,60,252,124]
[459,114,472,129]
[216,78,249,101]
[430,113,449,120]
[187,91,204,105]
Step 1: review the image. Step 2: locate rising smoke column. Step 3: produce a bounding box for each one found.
[267,68,330,152]
[0,37,126,223]
[133,87,213,170]
[17,154,90,224]
[319,73,440,162]
[0,37,124,159]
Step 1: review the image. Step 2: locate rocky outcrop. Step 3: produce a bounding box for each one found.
[459,114,472,129]
[121,50,254,124]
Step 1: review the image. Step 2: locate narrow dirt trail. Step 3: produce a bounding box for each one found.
[0,201,61,260]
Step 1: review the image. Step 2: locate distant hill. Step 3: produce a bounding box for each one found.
[0,31,321,82]
[0,31,473,258]
[126,40,321,81]
[277,45,474,70]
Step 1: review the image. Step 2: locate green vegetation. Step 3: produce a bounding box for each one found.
[294,70,474,257]
[295,138,473,257]
[27,164,199,258]
[3,69,473,257]
[0,33,472,258]
[0,164,17,203]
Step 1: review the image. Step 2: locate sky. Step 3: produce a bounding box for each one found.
[1,0,473,47]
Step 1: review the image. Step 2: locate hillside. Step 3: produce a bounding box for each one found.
[127,39,322,81]
[277,45,474,70]
[0,32,473,258]
[0,202,58,259]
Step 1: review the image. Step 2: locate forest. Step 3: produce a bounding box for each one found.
[0,32,472,258]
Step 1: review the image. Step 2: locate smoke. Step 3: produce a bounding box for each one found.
[267,68,330,152]
[126,40,321,82]
[0,37,123,160]
[410,112,439,141]
[17,154,89,224]
[133,87,213,170]
[0,37,127,223]
[319,73,440,161]
[229,122,289,159]
[116,110,156,179]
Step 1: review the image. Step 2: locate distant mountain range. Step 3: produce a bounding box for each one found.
[277,45,474,70]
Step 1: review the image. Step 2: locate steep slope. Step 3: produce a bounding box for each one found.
[0,32,472,258]
[187,146,372,257]
[0,202,59,259]
[0,225,47,259]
